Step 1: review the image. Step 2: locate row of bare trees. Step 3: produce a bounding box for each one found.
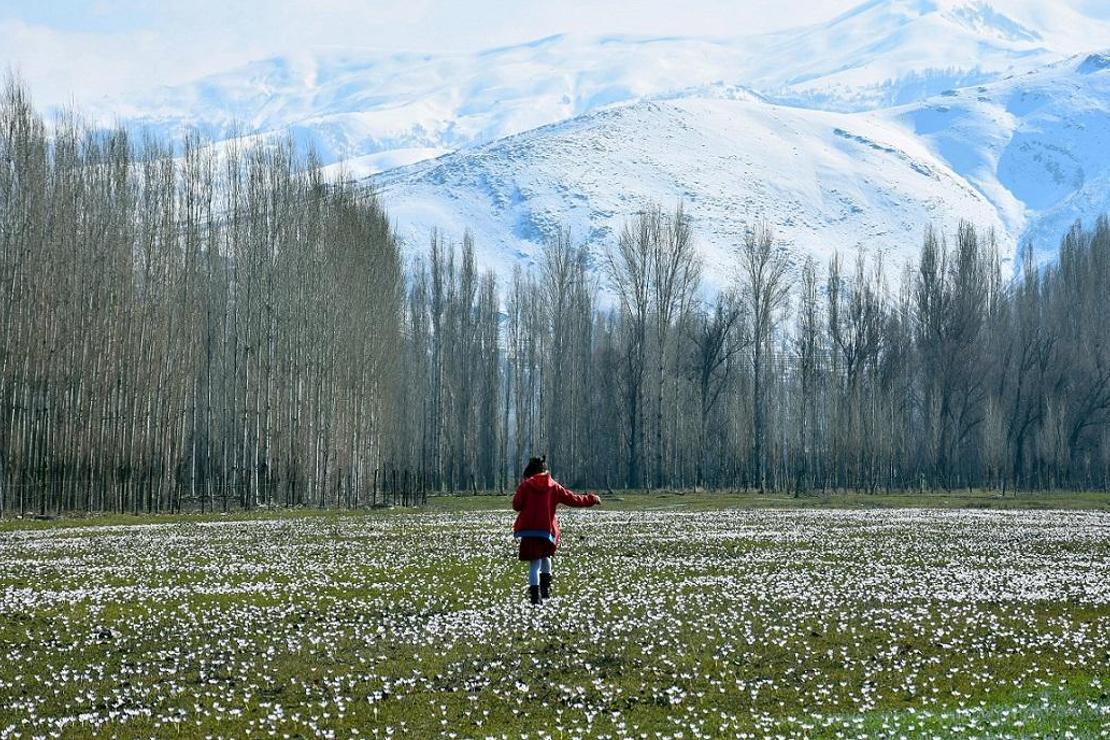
[1,79,404,515]
[3,76,1109,513]
[396,202,1110,495]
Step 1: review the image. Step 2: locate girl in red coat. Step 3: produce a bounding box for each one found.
[512,455,601,605]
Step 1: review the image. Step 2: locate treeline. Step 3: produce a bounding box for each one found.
[409,205,1110,495]
[2,79,1109,514]
[0,79,405,514]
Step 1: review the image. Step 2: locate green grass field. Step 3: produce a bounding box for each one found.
[1,492,1108,737]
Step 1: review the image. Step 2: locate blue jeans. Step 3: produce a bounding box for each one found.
[527,557,552,586]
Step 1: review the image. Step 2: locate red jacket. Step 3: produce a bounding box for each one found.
[512,472,598,544]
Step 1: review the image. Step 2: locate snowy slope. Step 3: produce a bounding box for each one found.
[373,95,1007,289]
[85,0,1109,176]
[890,51,1110,260]
[374,50,1110,282]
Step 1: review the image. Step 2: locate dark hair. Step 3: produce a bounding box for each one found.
[522,455,548,478]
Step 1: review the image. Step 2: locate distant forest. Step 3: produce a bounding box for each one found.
[2,78,1109,514]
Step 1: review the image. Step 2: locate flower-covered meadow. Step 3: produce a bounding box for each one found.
[1,505,1108,737]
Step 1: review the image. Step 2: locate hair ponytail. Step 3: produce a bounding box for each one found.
[522,455,548,478]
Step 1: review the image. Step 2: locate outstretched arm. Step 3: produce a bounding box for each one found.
[555,484,601,508]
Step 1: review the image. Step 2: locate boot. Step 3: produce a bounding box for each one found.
[539,572,552,600]
[528,585,542,605]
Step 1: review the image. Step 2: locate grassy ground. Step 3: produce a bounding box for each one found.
[430,487,1110,513]
[1,494,1107,738]
[4,488,1109,532]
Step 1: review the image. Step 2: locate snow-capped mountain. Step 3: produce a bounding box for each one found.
[375,50,1109,282]
[88,0,1107,176]
[84,0,1110,282]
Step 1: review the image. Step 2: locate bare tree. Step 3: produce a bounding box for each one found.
[601,209,657,489]
[651,203,702,487]
[688,290,745,487]
[736,222,792,491]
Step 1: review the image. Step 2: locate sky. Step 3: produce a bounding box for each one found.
[0,0,870,106]
[3,0,1109,108]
